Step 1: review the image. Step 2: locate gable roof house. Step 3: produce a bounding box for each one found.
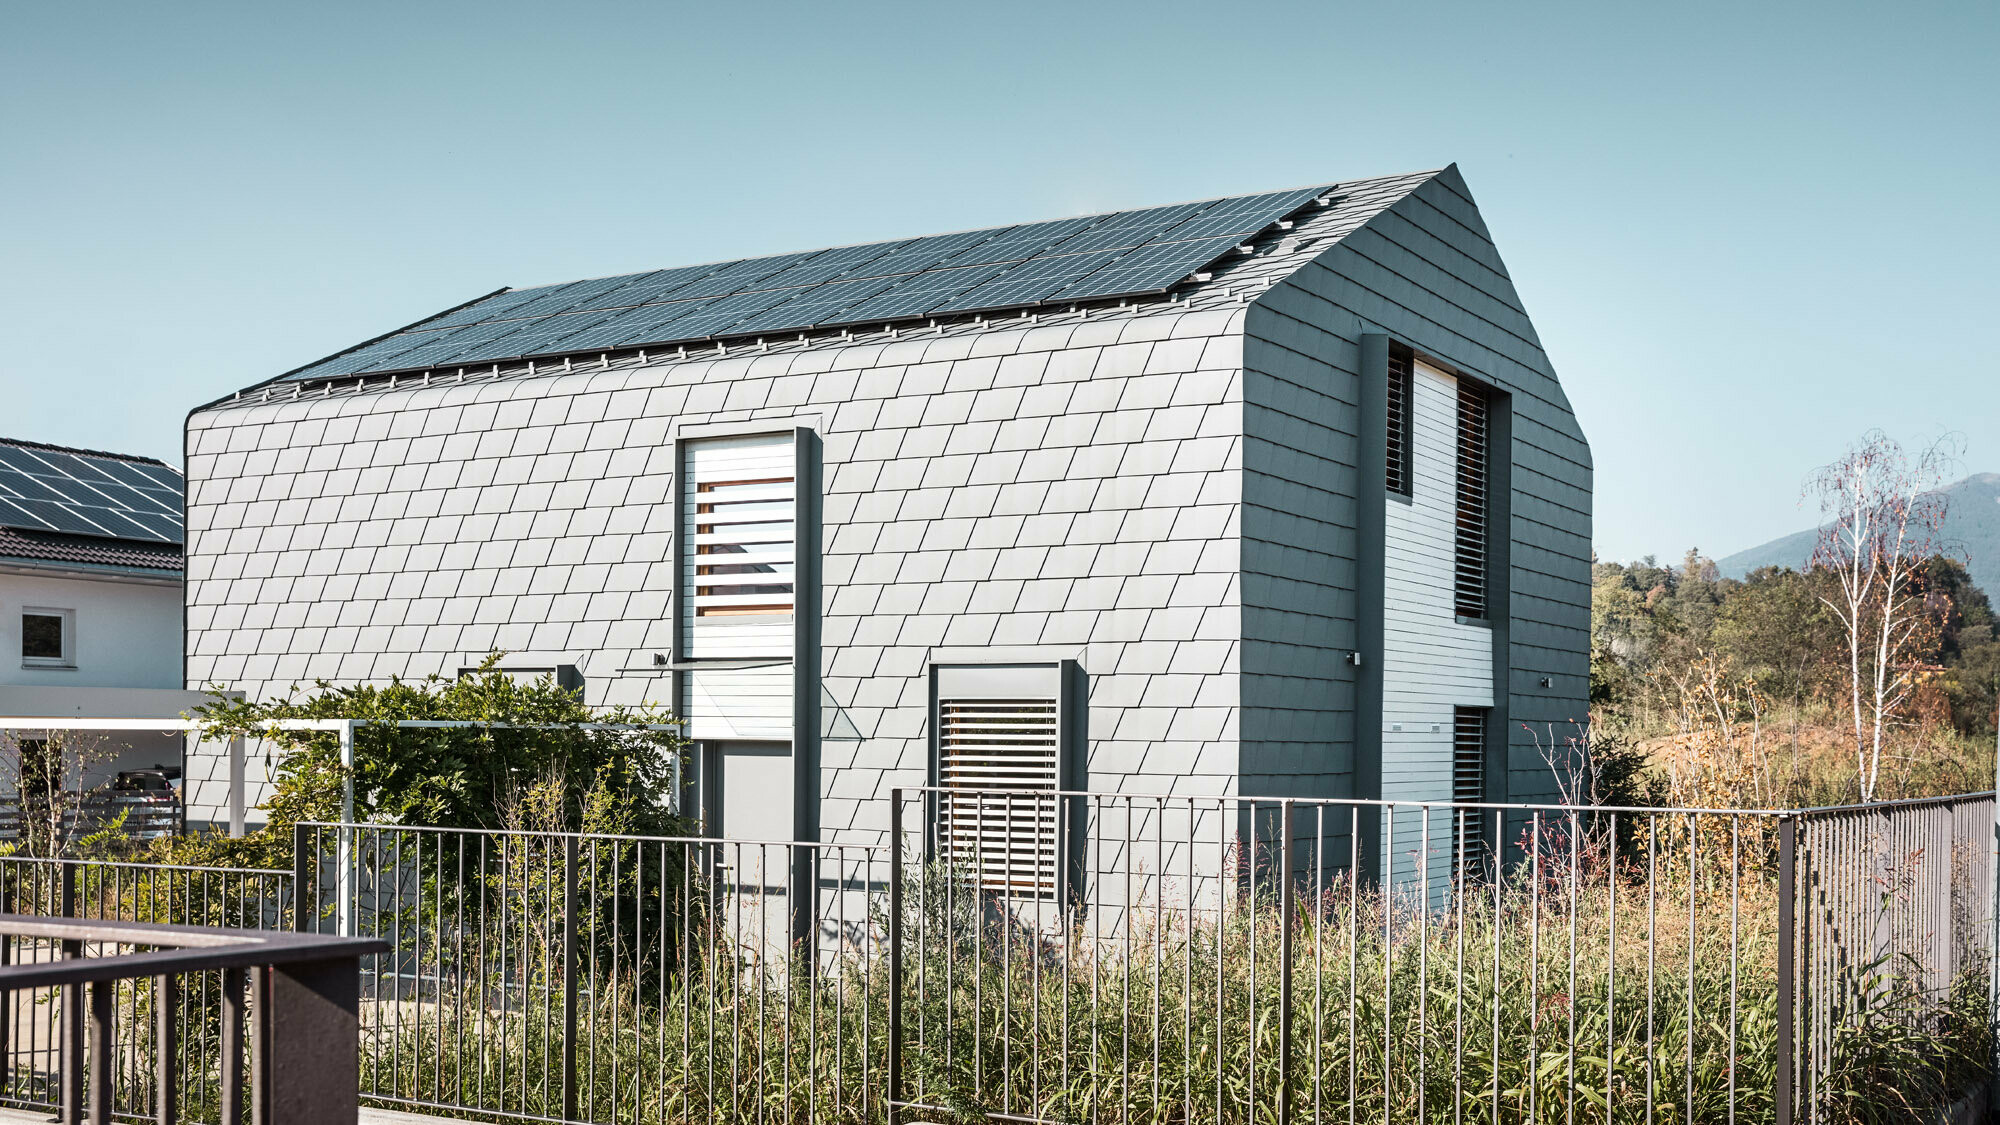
[0,438,202,834]
[181,166,1591,881]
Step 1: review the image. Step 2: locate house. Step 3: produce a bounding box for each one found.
[181,165,1591,883]
[0,437,207,837]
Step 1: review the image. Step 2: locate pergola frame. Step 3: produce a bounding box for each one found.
[0,715,685,934]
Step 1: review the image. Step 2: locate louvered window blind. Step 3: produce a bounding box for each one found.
[937,696,1062,900]
[1453,707,1489,865]
[1386,345,1413,496]
[682,433,796,657]
[1453,383,1489,619]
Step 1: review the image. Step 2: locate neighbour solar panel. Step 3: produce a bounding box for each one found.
[931,250,1126,313]
[0,444,187,545]
[825,262,1013,324]
[1153,186,1323,242]
[726,276,901,335]
[1051,236,1247,301]
[934,217,1103,269]
[1039,201,1215,255]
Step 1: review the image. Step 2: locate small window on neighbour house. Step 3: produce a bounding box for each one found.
[932,664,1070,901]
[1386,344,1413,496]
[1453,383,1490,619]
[21,609,73,667]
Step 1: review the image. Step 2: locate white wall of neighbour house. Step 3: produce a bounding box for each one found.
[1,571,181,690]
[184,304,1252,848]
[1382,359,1493,881]
[0,571,189,799]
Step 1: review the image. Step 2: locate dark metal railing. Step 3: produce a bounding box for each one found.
[0,912,382,1125]
[0,789,1987,1125]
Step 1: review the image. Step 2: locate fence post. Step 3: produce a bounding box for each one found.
[292,824,310,934]
[887,789,904,1125]
[61,861,82,1125]
[561,835,580,1123]
[1278,800,1294,1125]
[1777,814,1797,1125]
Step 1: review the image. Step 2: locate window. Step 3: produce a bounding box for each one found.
[1452,707,1489,864]
[932,664,1070,900]
[1386,344,1413,496]
[21,608,74,667]
[681,433,797,658]
[1453,383,1489,619]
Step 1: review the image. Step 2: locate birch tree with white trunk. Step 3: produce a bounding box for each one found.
[1806,431,1960,801]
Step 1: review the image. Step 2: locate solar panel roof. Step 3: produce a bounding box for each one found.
[279,181,1344,384]
[0,439,185,545]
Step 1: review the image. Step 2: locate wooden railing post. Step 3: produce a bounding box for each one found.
[264,957,363,1125]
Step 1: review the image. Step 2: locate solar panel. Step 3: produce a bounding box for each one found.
[1153,187,1323,242]
[726,276,901,336]
[823,262,1013,324]
[657,251,828,302]
[656,288,806,340]
[418,287,558,331]
[1038,202,1215,255]
[539,297,717,354]
[848,229,1008,280]
[752,240,909,291]
[0,444,183,544]
[502,274,651,319]
[589,264,730,309]
[1050,236,1247,301]
[934,217,1103,269]
[930,250,1126,313]
[279,183,1342,380]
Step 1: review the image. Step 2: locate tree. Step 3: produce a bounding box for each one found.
[1806,431,1962,800]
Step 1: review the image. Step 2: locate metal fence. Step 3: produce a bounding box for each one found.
[0,790,1989,1125]
[0,855,294,1121]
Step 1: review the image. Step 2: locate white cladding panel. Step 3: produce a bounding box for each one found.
[1381,359,1493,808]
[686,664,794,741]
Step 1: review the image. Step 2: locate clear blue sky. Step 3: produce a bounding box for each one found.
[3,1,1994,564]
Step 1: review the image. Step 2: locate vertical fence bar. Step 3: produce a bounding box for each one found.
[62,862,82,1125]
[561,834,580,1123]
[1777,815,1797,1125]
[1278,799,1294,1125]
[886,790,904,1125]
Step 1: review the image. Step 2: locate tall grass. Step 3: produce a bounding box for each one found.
[346,845,1989,1125]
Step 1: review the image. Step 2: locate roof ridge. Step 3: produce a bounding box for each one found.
[0,436,178,469]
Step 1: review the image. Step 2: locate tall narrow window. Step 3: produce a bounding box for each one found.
[1453,383,1489,619]
[681,433,796,658]
[933,664,1069,901]
[1452,707,1489,863]
[1386,344,1413,496]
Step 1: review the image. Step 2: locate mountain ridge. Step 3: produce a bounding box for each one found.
[1715,473,2000,594]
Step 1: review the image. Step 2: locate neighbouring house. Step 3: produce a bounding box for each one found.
[0,437,207,839]
[181,165,1591,888]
